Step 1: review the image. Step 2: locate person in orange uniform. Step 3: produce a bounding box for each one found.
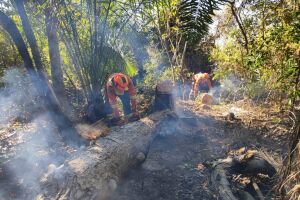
[189,72,212,99]
[105,73,139,125]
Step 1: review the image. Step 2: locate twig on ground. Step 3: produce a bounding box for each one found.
[253,181,264,200]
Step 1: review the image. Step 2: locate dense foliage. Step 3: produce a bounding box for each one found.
[211,0,300,107]
[0,0,298,110]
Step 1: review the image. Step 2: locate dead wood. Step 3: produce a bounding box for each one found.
[37,110,174,200]
[253,181,264,200]
[76,120,110,140]
[211,163,239,200]
[236,190,256,200]
[209,150,276,200]
[229,151,276,178]
[200,93,213,105]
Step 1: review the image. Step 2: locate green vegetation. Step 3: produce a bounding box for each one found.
[211,0,300,108]
[0,1,299,198]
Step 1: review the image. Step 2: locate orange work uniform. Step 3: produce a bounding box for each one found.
[191,73,212,98]
[105,73,137,118]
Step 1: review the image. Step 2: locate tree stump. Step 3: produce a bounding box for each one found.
[153,80,174,112]
[200,93,213,105]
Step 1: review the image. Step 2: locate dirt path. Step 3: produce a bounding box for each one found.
[110,109,222,200]
[110,103,284,200]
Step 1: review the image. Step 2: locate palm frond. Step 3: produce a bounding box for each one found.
[178,0,221,43]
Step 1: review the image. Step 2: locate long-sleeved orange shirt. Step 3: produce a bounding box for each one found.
[106,73,137,118]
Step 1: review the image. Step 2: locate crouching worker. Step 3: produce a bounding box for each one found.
[189,72,212,100]
[105,73,140,126]
[153,80,174,112]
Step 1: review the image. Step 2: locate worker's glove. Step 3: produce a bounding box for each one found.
[127,112,140,122]
[109,117,122,126]
[133,111,140,118]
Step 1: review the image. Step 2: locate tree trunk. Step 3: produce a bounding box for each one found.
[14,0,47,77]
[38,111,174,200]
[0,10,86,147]
[45,6,70,114]
[180,41,188,100]
[291,60,300,110]
[230,1,249,53]
[87,89,106,122]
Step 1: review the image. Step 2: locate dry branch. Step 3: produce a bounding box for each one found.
[211,163,239,200]
[253,182,264,200]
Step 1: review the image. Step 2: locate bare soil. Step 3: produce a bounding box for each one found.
[110,101,287,200]
[0,114,71,200]
[110,114,216,200]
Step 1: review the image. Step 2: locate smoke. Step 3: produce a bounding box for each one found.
[209,74,244,103]
[0,68,40,124]
[167,73,244,108]
[177,82,193,99]
[0,68,69,200]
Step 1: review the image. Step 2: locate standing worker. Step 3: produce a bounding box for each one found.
[105,73,139,125]
[189,72,212,99]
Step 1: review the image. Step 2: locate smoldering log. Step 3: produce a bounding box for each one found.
[228,151,276,178]
[208,150,276,200]
[210,158,239,200]
[37,110,175,200]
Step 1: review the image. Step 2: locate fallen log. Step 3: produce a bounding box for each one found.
[211,162,239,200]
[37,110,175,200]
[208,150,276,200]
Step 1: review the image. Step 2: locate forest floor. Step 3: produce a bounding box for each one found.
[0,99,291,200]
[0,113,74,199]
[110,100,289,200]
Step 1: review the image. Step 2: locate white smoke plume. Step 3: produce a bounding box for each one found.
[209,74,244,103]
[0,68,68,200]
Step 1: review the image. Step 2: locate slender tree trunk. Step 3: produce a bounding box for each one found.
[0,11,38,78]
[261,0,267,41]
[14,0,47,78]
[0,9,86,147]
[291,61,300,110]
[229,1,249,53]
[154,1,175,82]
[45,7,68,111]
[137,59,145,81]
[180,41,188,100]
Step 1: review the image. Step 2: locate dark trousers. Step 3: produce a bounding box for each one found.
[104,91,133,116]
[119,91,132,115]
[199,84,209,93]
